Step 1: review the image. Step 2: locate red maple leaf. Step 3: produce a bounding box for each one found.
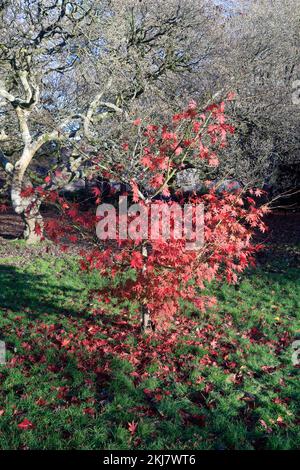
[254,188,264,197]
[130,251,143,269]
[20,186,35,198]
[128,421,138,435]
[34,222,43,237]
[17,418,34,430]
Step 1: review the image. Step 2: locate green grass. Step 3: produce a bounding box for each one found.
[0,244,299,450]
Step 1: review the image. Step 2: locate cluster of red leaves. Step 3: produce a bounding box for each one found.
[131,97,235,199]
[79,191,267,327]
[35,195,268,327]
[23,95,268,328]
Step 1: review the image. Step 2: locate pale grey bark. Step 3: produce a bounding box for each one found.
[0,70,76,242]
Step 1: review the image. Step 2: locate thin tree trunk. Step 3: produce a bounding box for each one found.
[141,244,153,333]
[141,305,152,332]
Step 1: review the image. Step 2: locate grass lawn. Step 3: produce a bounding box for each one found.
[0,242,299,450]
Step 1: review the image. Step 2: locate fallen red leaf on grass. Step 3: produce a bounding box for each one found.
[17,419,34,430]
[128,420,138,435]
[83,407,95,416]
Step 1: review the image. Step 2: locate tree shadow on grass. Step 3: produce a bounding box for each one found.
[0,264,85,319]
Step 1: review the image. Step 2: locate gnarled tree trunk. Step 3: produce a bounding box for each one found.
[11,165,44,244]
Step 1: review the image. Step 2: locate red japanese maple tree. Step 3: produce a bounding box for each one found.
[32,94,268,331]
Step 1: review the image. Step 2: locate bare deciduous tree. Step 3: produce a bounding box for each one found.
[0,0,219,242]
[210,0,300,190]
